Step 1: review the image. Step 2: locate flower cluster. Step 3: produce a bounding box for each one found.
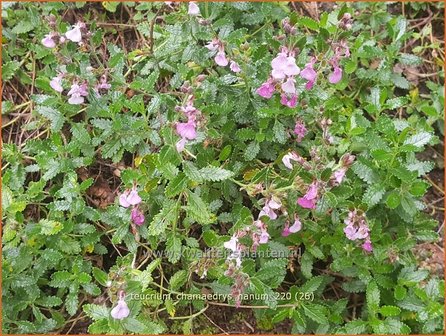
[175,96,201,152]
[205,38,241,72]
[343,209,373,252]
[42,21,88,48]
[328,40,350,84]
[257,46,301,107]
[119,186,145,226]
[294,120,308,142]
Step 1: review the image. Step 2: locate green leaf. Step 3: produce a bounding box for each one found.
[36,106,65,132]
[50,271,72,288]
[297,17,319,31]
[273,120,287,144]
[302,303,328,324]
[184,191,215,225]
[83,304,110,320]
[391,74,410,89]
[2,60,20,81]
[366,281,380,312]
[66,293,79,316]
[165,173,188,198]
[244,141,260,161]
[363,184,385,207]
[300,251,313,279]
[183,161,203,183]
[394,285,407,300]
[169,270,187,290]
[39,219,63,235]
[403,132,432,148]
[386,191,401,209]
[71,124,91,144]
[148,200,179,236]
[92,267,108,286]
[385,97,408,109]
[399,267,429,285]
[414,230,439,242]
[199,166,234,182]
[379,305,401,317]
[300,276,324,293]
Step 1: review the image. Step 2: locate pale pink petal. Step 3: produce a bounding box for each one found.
[176,138,187,152]
[289,217,302,233]
[65,26,82,42]
[127,189,142,206]
[119,192,131,208]
[223,236,238,252]
[42,35,56,48]
[176,122,197,140]
[230,61,241,73]
[68,95,84,105]
[297,197,316,209]
[259,230,270,244]
[50,76,63,92]
[215,51,229,67]
[281,77,296,94]
[188,2,200,16]
[329,66,342,84]
[110,299,130,320]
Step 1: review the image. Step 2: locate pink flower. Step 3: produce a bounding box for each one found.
[271,54,300,79]
[176,138,187,152]
[343,225,357,240]
[271,51,288,79]
[119,187,142,208]
[280,94,297,108]
[297,182,318,209]
[282,151,311,170]
[224,236,238,252]
[289,216,302,233]
[205,39,219,51]
[188,2,200,16]
[131,207,145,226]
[230,61,241,73]
[362,239,373,252]
[176,121,197,140]
[50,75,63,93]
[283,56,300,76]
[281,223,291,237]
[65,22,84,43]
[259,197,281,220]
[282,152,298,170]
[281,77,296,94]
[96,75,111,90]
[259,229,270,244]
[42,34,56,48]
[110,292,130,320]
[329,66,342,84]
[294,120,307,142]
[343,210,372,250]
[300,58,317,90]
[67,83,88,105]
[332,167,347,185]
[282,216,302,236]
[256,80,275,99]
[215,51,229,67]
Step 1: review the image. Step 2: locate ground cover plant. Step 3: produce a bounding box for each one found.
[1,1,445,334]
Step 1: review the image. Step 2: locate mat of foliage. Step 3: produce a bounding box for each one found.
[1,1,444,335]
